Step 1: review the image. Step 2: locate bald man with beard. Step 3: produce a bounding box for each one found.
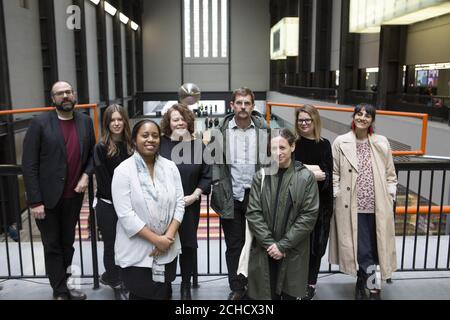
[22,81,95,300]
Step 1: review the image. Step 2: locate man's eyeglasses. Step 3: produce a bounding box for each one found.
[297,118,313,124]
[53,90,74,98]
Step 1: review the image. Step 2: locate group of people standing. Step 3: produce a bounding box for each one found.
[21,80,397,301]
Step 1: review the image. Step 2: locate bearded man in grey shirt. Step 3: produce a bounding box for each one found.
[210,87,269,300]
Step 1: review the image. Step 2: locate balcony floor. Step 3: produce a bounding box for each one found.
[1,239,450,300]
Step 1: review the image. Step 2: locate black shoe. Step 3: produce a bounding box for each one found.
[301,285,316,300]
[68,288,87,300]
[7,226,19,242]
[369,290,381,300]
[53,293,70,300]
[99,273,121,289]
[228,290,245,300]
[113,283,129,301]
[355,276,367,300]
[180,283,192,300]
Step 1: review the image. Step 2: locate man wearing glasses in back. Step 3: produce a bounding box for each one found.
[210,87,269,300]
[22,81,95,300]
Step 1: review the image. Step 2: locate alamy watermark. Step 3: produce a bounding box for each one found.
[167,128,288,177]
[66,264,82,290]
[365,265,381,290]
[66,5,81,30]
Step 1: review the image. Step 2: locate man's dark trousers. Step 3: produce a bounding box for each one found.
[35,194,83,296]
[220,190,249,292]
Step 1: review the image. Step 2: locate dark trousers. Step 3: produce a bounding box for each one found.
[220,191,249,292]
[122,259,177,300]
[35,194,83,296]
[179,247,196,284]
[307,253,322,285]
[95,200,121,283]
[307,214,331,285]
[357,213,379,287]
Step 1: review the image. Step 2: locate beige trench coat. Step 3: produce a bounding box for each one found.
[328,131,398,280]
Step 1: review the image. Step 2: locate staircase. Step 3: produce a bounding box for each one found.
[76,196,223,241]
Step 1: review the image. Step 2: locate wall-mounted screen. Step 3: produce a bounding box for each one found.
[273,29,280,53]
[270,17,299,60]
[428,70,439,87]
[416,70,428,87]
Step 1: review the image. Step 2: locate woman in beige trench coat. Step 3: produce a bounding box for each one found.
[329,103,397,300]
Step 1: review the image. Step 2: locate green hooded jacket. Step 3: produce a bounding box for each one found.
[246,161,319,300]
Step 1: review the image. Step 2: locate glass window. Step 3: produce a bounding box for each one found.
[183,0,228,60]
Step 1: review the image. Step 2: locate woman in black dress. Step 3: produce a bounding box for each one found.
[294,105,333,300]
[160,104,211,300]
[94,104,133,294]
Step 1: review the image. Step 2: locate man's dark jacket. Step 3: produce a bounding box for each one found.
[22,110,95,209]
[210,111,269,219]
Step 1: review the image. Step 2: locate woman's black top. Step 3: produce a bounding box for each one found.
[94,141,131,201]
[294,137,333,256]
[159,135,212,248]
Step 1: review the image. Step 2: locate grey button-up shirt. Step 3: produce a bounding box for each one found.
[227,117,257,202]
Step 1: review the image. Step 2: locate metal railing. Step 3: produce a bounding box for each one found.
[387,94,450,124]
[265,101,429,156]
[0,165,99,288]
[1,100,450,291]
[0,104,100,142]
[1,159,450,288]
[394,157,450,271]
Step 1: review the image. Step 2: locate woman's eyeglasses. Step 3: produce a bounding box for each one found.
[297,118,313,124]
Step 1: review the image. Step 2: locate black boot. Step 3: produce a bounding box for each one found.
[301,285,316,300]
[180,282,192,300]
[355,272,367,300]
[114,283,129,300]
[369,289,381,300]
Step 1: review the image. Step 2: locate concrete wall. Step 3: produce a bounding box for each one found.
[184,63,229,91]
[330,0,342,71]
[230,0,270,91]
[85,0,100,104]
[3,0,45,109]
[359,33,380,69]
[54,0,77,91]
[406,13,450,65]
[141,0,270,92]
[142,0,182,92]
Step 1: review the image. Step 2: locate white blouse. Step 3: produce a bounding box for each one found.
[111,155,184,269]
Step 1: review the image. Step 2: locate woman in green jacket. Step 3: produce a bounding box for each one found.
[245,128,319,300]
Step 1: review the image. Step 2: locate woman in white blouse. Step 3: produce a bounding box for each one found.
[112,119,184,300]
[329,103,397,300]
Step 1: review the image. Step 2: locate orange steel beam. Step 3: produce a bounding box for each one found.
[0,104,100,142]
[395,206,450,215]
[201,205,450,218]
[265,102,429,157]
